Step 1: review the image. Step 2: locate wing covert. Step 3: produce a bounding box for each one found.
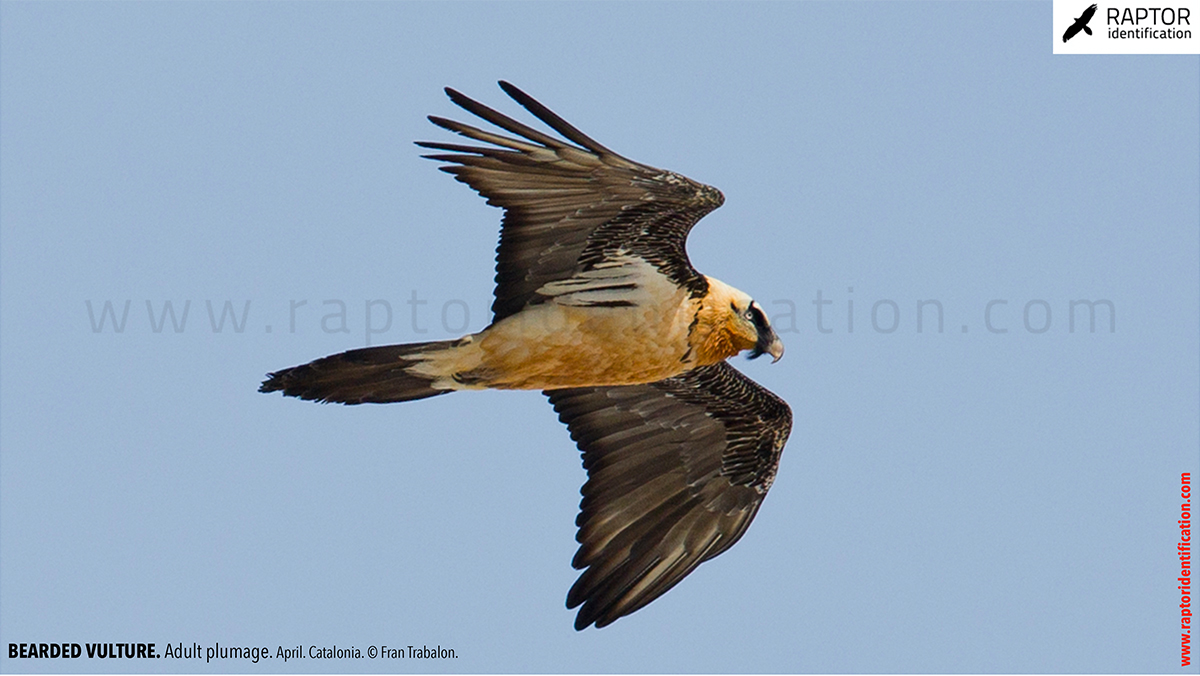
[546,362,792,630]
[418,81,724,321]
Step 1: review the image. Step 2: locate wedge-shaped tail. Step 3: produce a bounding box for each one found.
[259,340,461,405]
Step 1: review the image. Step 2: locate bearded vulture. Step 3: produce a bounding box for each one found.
[261,82,792,630]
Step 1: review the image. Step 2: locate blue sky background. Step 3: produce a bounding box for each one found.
[1,1,1197,673]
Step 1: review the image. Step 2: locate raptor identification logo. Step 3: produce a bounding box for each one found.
[1053,0,1200,52]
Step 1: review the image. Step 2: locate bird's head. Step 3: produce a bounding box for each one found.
[696,277,785,364]
[730,297,784,363]
[740,299,785,362]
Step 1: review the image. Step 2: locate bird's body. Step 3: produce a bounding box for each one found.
[261,82,792,629]
[390,273,757,392]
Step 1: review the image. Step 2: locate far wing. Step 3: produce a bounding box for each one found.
[419,82,724,322]
[546,362,792,630]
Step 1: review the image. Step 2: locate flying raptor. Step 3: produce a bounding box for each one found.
[1062,3,1098,42]
[261,82,792,630]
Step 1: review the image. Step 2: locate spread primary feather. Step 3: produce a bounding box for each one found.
[260,82,792,630]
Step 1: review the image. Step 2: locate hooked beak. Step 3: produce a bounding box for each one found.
[749,330,785,363]
[765,334,784,362]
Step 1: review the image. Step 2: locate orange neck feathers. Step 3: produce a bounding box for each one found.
[688,278,757,365]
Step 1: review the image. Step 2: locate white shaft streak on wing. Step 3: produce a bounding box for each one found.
[536,253,665,308]
[417,82,723,322]
[259,84,792,633]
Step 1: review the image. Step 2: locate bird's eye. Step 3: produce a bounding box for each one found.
[744,309,754,320]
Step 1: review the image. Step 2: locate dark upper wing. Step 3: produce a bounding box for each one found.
[546,362,792,630]
[418,82,724,322]
[1081,3,1097,22]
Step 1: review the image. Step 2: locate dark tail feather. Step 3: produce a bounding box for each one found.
[259,340,459,405]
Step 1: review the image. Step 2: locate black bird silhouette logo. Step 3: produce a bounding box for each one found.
[1063,3,1098,42]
